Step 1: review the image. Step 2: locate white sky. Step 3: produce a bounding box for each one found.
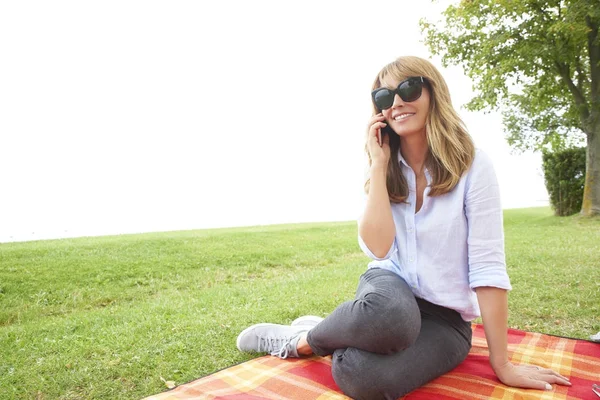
[0,0,548,243]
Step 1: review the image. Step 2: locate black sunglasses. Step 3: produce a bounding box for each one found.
[371,76,426,110]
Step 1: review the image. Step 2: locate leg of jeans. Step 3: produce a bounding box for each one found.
[306,268,421,356]
[331,315,472,400]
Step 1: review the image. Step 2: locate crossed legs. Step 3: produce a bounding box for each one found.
[306,268,472,400]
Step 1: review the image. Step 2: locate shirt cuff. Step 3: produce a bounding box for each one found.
[469,268,512,291]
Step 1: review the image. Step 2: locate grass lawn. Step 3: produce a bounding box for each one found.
[0,207,598,399]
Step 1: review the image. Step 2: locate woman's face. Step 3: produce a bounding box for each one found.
[379,75,430,139]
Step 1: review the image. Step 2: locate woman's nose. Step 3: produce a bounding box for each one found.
[392,93,404,107]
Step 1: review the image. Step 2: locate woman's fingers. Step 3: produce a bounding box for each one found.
[537,369,571,386]
[530,366,570,385]
[498,363,572,392]
[518,366,571,388]
[367,114,386,135]
[365,114,391,165]
[367,113,386,126]
[368,122,387,147]
[517,377,553,391]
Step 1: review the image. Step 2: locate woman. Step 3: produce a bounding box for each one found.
[236,56,571,399]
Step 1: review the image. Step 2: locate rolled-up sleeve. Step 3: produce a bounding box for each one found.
[358,233,397,261]
[465,151,512,291]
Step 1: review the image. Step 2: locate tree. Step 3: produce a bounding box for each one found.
[421,0,600,216]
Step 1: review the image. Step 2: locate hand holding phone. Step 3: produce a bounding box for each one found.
[367,113,391,165]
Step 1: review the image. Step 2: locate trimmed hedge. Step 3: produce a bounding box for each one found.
[541,147,586,216]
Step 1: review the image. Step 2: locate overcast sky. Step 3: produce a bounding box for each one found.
[0,0,548,243]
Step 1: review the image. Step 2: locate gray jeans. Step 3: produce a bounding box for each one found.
[306,268,472,400]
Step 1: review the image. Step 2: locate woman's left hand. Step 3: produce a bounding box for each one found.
[493,361,571,391]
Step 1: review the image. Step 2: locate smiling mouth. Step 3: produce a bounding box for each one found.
[394,113,415,121]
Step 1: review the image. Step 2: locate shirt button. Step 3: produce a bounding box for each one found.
[409,257,414,262]
[407,227,413,232]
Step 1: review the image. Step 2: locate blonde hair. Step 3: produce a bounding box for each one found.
[365,56,475,203]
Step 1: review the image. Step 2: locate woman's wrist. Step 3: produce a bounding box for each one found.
[490,356,510,372]
[370,161,388,175]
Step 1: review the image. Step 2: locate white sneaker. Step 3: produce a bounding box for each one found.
[291,315,324,328]
[236,323,312,359]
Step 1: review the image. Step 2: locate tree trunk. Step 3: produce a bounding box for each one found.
[581,124,600,216]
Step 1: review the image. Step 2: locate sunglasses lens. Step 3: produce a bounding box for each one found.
[373,89,394,110]
[399,79,423,102]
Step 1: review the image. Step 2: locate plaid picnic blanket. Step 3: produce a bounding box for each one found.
[145,324,600,400]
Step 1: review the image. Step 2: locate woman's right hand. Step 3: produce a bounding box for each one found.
[366,113,391,167]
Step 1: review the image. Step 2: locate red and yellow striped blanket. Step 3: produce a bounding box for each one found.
[145,325,600,400]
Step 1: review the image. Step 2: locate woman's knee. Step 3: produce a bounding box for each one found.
[359,292,421,351]
[360,272,420,323]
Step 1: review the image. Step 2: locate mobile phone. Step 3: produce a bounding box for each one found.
[377,122,394,146]
[380,124,394,137]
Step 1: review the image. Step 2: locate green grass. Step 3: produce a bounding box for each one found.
[0,207,598,399]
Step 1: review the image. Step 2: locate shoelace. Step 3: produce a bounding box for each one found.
[257,335,295,359]
[271,340,294,359]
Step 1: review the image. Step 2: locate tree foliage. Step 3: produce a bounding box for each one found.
[421,0,597,151]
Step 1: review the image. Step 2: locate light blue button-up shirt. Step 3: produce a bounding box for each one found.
[358,149,512,321]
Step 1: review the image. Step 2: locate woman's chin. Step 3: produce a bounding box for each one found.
[392,126,426,139]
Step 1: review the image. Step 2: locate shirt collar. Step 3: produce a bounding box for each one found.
[397,149,410,168]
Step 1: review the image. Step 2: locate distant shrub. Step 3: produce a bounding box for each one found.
[542,147,586,216]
